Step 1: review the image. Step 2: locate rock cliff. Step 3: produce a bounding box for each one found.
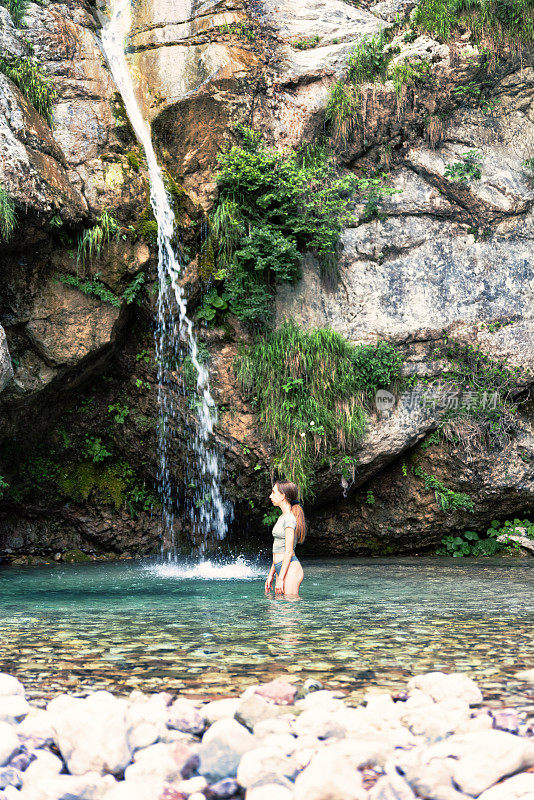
[0,0,533,559]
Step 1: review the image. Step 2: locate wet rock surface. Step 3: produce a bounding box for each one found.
[0,670,532,800]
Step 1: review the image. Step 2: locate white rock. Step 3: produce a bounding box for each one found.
[199,718,255,782]
[292,709,347,739]
[0,696,30,725]
[254,718,294,738]
[102,779,164,800]
[295,691,345,713]
[427,730,534,796]
[246,785,293,800]
[328,738,395,769]
[407,672,483,705]
[515,669,534,683]
[203,698,240,725]
[260,733,298,755]
[21,772,116,800]
[237,746,297,788]
[369,771,417,800]
[188,794,205,800]
[478,772,534,800]
[17,708,55,746]
[51,693,131,775]
[126,694,168,751]
[400,698,470,741]
[0,722,19,766]
[0,675,24,698]
[167,697,206,735]
[125,741,196,783]
[293,749,366,800]
[22,751,63,784]
[173,776,207,794]
[4,787,22,800]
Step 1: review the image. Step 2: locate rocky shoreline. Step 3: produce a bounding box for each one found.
[0,670,533,800]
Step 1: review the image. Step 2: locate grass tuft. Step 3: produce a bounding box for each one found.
[234,321,403,497]
[0,0,27,26]
[0,55,56,124]
[0,185,16,240]
[77,209,119,267]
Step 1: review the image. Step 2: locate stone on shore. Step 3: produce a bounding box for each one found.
[235,695,289,732]
[50,693,131,776]
[203,700,240,726]
[236,745,297,789]
[167,699,207,736]
[407,672,483,705]
[245,785,293,800]
[253,681,298,706]
[0,697,30,725]
[0,676,24,698]
[515,668,534,683]
[20,772,116,800]
[0,723,19,766]
[478,772,534,800]
[198,718,254,782]
[293,749,367,800]
[125,742,199,783]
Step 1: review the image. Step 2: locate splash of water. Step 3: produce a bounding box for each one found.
[101,0,231,558]
[144,556,264,581]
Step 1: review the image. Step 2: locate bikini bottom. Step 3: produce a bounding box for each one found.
[274,554,299,576]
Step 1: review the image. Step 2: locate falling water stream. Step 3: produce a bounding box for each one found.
[101,0,231,558]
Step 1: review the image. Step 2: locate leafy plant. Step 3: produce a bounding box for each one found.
[0,185,16,241]
[77,209,119,267]
[0,0,27,25]
[293,35,320,49]
[388,57,432,98]
[412,0,534,50]
[196,288,230,324]
[108,402,129,424]
[207,127,362,326]
[57,274,120,307]
[263,509,280,527]
[84,436,112,463]
[444,150,483,183]
[347,30,389,84]
[122,272,146,305]
[0,55,56,124]
[0,475,8,499]
[452,81,498,113]
[436,518,533,556]
[413,465,474,512]
[234,320,403,497]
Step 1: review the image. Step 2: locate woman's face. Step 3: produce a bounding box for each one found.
[269,484,285,507]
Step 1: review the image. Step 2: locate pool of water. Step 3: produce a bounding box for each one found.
[1,557,533,715]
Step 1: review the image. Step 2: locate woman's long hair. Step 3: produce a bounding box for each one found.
[275,480,306,544]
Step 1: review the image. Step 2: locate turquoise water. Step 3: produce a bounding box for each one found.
[0,557,533,714]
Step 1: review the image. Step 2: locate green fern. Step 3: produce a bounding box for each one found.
[77,209,119,267]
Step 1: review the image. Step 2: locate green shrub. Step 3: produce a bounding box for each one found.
[0,0,27,25]
[108,402,129,424]
[0,475,8,499]
[77,209,119,266]
[444,149,483,182]
[347,30,389,84]
[413,465,474,512]
[388,57,432,98]
[436,518,534,556]
[0,55,56,124]
[123,272,146,305]
[0,185,16,240]
[293,35,320,50]
[84,436,112,463]
[412,0,534,49]
[57,274,120,307]
[234,321,403,497]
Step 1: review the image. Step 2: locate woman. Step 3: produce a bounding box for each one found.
[264,480,305,597]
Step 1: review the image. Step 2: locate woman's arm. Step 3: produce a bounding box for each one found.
[275,527,295,595]
[265,562,275,593]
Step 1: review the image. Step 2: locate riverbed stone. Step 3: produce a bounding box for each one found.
[125,741,198,783]
[253,718,294,738]
[203,700,240,726]
[198,718,255,782]
[167,698,207,735]
[245,785,293,800]
[50,693,131,776]
[478,772,534,800]
[424,729,534,796]
[20,772,116,800]
[126,694,169,751]
[17,709,54,747]
[235,695,287,731]
[515,668,534,682]
[0,768,21,791]
[0,697,30,725]
[0,676,24,699]
[406,672,483,705]
[254,681,297,706]
[0,725,19,767]
[22,750,63,784]
[236,746,298,789]
[400,697,471,741]
[368,772,417,800]
[102,780,163,800]
[293,749,367,800]
[206,778,240,798]
[292,709,347,740]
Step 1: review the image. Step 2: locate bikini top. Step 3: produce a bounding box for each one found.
[272,512,297,554]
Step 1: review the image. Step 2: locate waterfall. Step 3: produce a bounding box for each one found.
[101,0,231,558]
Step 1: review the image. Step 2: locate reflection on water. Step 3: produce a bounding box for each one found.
[0,558,532,716]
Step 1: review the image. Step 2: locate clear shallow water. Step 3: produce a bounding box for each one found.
[0,558,533,715]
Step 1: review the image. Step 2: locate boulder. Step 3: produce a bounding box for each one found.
[167,698,207,735]
[50,693,131,776]
[203,700,240,726]
[235,695,286,732]
[124,742,199,783]
[0,676,24,698]
[0,697,30,725]
[236,746,297,789]
[293,749,367,800]
[20,772,116,800]
[478,772,534,800]
[406,672,483,705]
[198,718,255,782]
[253,681,297,706]
[0,724,19,767]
